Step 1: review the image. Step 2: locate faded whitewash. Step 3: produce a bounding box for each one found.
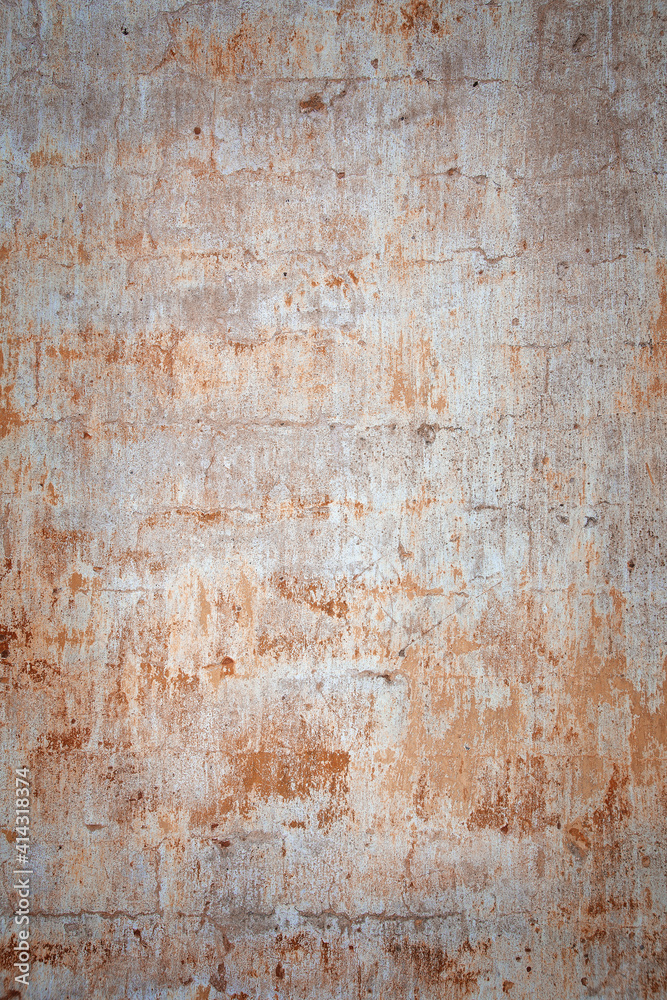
[0,0,666,997]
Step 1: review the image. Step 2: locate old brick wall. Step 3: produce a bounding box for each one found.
[1,0,666,997]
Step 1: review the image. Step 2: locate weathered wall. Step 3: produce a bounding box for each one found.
[1,0,666,997]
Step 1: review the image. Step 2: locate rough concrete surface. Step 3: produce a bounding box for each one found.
[1,0,666,997]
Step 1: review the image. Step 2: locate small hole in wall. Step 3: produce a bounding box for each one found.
[194,127,201,135]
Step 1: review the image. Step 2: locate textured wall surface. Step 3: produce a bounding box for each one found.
[1,0,666,997]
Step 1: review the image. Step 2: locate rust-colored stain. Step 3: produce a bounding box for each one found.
[236,747,349,809]
[2,0,666,997]
[300,93,328,113]
[617,259,667,411]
